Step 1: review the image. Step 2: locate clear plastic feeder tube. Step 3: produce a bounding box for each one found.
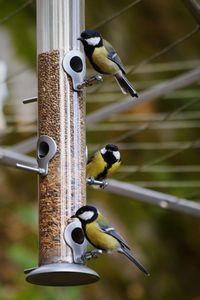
[37,0,85,265]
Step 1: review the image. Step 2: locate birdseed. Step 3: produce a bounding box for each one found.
[38,49,86,265]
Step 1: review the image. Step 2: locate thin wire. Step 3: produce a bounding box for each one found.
[112,98,200,179]
[128,25,200,73]
[119,165,200,173]
[138,141,199,169]
[0,0,33,26]
[88,140,200,151]
[93,0,141,29]
[87,99,199,156]
[118,139,200,180]
[88,120,200,131]
[110,111,200,122]
[111,98,200,143]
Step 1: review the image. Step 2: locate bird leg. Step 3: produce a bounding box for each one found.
[82,249,103,261]
[86,177,108,188]
[77,74,103,90]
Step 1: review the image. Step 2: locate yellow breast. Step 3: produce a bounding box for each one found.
[86,152,106,178]
[107,161,121,177]
[86,222,119,251]
[92,47,119,75]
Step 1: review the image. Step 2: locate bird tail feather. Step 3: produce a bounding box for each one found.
[118,248,149,276]
[114,72,138,98]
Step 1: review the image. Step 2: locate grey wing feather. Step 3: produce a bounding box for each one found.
[87,150,99,164]
[97,220,130,250]
[103,39,126,74]
[87,152,96,164]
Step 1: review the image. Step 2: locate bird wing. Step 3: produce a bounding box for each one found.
[103,39,126,74]
[97,219,130,250]
[87,151,96,165]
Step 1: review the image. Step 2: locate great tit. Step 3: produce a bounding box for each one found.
[73,205,149,275]
[87,144,121,181]
[78,29,138,98]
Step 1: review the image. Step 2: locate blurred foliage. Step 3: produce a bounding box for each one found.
[0,0,36,67]
[0,0,200,300]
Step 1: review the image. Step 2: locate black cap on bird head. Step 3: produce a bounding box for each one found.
[73,205,99,223]
[79,29,101,39]
[105,144,119,152]
[77,29,103,47]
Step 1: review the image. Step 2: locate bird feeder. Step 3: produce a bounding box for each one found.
[25,0,99,286]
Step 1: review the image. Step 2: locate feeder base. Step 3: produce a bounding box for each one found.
[24,263,99,286]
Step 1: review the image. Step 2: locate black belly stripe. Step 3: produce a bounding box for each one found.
[96,166,108,180]
[96,161,115,180]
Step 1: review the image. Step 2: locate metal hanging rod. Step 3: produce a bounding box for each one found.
[105,179,200,217]
[11,136,37,154]
[0,147,36,168]
[126,181,200,188]
[1,148,200,216]
[2,69,200,155]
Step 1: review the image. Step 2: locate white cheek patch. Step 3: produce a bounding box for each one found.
[113,151,120,161]
[100,147,107,155]
[86,37,101,46]
[79,211,94,221]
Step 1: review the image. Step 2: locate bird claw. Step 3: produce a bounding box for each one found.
[100,180,108,189]
[82,249,103,261]
[87,177,108,189]
[88,74,103,85]
[77,74,103,90]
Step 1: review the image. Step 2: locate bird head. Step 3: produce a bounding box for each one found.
[78,29,103,47]
[72,205,99,224]
[100,144,121,163]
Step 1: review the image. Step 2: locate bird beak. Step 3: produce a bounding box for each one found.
[77,37,83,41]
[71,214,76,218]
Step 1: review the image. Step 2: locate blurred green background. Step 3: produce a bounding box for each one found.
[0,0,200,299]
